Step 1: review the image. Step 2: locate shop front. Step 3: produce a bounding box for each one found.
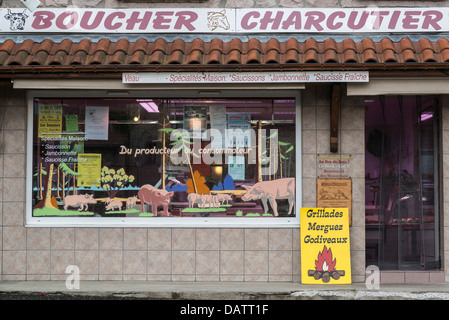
[0,7,448,283]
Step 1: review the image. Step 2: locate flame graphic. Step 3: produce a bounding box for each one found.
[315,246,336,272]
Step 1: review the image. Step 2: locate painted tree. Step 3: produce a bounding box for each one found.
[262,130,294,179]
[168,129,200,194]
[99,166,135,198]
[34,162,82,209]
[34,163,58,209]
[58,162,80,199]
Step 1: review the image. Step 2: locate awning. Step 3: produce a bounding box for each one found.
[1,37,449,78]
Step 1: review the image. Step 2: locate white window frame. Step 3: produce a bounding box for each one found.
[25,87,302,228]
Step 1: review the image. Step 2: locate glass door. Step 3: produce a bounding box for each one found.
[365,95,440,270]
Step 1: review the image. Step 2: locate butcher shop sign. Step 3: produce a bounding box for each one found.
[123,71,369,84]
[1,8,448,33]
[300,208,351,284]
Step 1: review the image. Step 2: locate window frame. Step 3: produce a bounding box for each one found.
[26,88,302,228]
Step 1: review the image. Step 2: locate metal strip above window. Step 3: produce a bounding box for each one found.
[347,78,449,96]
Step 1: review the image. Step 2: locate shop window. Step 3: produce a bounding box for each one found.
[29,96,297,226]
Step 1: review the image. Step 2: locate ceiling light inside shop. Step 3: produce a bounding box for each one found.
[137,99,160,113]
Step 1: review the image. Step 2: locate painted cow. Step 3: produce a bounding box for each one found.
[63,194,97,211]
[138,184,173,216]
[5,9,28,31]
[241,178,295,217]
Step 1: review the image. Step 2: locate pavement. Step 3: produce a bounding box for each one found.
[1,280,449,300]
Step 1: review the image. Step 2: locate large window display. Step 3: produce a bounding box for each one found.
[30,96,297,223]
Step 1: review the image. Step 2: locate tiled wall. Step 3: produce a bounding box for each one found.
[302,84,366,283]
[0,84,368,282]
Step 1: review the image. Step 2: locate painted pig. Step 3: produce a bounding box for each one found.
[216,194,232,205]
[126,196,138,210]
[106,199,123,211]
[64,194,97,211]
[241,178,295,217]
[196,194,219,209]
[187,193,202,208]
[138,184,174,216]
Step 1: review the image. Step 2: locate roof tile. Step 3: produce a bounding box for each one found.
[248,38,262,52]
[362,49,378,63]
[246,49,261,64]
[304,49,318,63]
[148,51,164,64]
[132,38,148,54]
[29,51,48,65]
[89,50,107,64]
[171,39,185,54]
[228,38,243,53]
[69,51,87,65]
[0,37,447,72]
[208,38,223,54]
[151,38,167,54]
[267,38,281,53]
[304,38,318,52]
[343,49,358,63]
[94,38,110,54]
[323,38,338,52]
[110,50,127,65]
[285,38,300,53]
[15,39,35,55]
[49,51,67,65]
[440,49,449,62]
[266,49,280,64]
[0,40,16,55]
[206,51,222,64]
[187,50,202,64]
[54,39,73,55]
[74,39,92,54]
[399,38,415,52]
[342,38,357,52]
[168,50,183,64]
[35,39,54,55]
[129,50,145,64]
[189,38,204,54]
[402,49,417,62]
[226,50,241,64]
[324,49,338,63]
[418,38,435,52]
[361,38,376,52]
[380,38,396,53]
[285,49,299,63]
[422,48,437,62]
[381,49,397,62]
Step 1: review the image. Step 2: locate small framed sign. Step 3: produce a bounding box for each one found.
[316,178,352,226]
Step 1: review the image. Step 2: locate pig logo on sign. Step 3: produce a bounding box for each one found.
[207,9,230,31]
[4,9,29,31]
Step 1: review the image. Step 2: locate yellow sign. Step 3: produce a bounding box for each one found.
[38,104,62,138]
[300,208,351,284]
[77,153,102,187]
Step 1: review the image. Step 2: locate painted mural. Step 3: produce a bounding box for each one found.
[32,98,296,218]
